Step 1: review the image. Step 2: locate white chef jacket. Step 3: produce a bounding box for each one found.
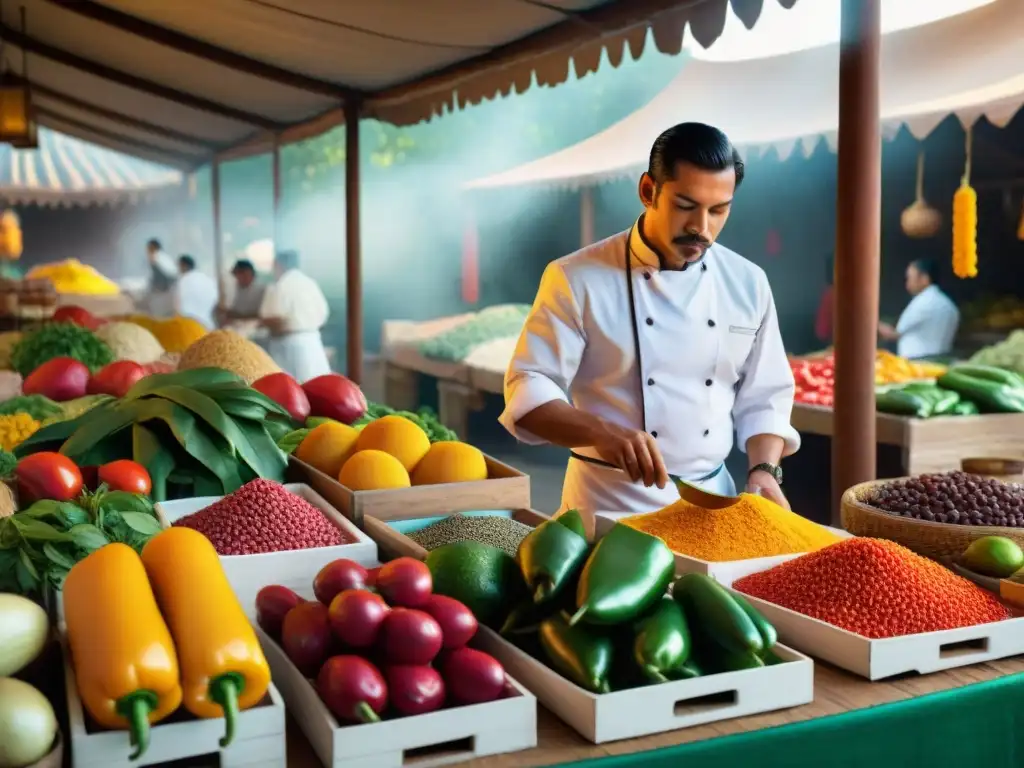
[895,284,960,359]
[174,270,219,330]
[500,222,800,515]
[259,269,331,383]
[147,250,178,318]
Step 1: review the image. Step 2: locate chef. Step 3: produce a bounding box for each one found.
[500,122,800,516]
[258,249,331,382]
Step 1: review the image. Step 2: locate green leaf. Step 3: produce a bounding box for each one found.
[263,416,294,442]
[60,399,141,461]
[15,549,39,594]
[191,468,224,497]
[277,428,309,455]
[18,547,39,579]
[0,548,18,572]
[42,542,77,570]
[133,423,176,502]
[120,511,163,536]
[13,408,89,457]
[231,417,287,482]
[124,367,245,401]
[12,517,73,542]
[69,523,109,551]
[20,500,81,525]
[101,491,155,517]
[202,382,292,418]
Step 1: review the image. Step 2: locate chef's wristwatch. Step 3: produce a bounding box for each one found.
[748,462,783,485]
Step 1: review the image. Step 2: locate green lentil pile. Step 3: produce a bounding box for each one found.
[408,514,533,557]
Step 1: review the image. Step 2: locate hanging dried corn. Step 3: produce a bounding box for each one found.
[1017,197,1024,242]
[952,126,977,279]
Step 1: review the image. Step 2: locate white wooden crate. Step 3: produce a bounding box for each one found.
[595,513,852,582]
[718,573,1024,681]
[475,627,813,744]
[156,483,378,611]
[258,625,537,768]
[63,636,286,768]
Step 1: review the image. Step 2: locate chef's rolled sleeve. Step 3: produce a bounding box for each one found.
[499,262,586,445]
[732,287,801,456]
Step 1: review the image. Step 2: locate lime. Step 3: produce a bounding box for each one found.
[962,536,1024,578]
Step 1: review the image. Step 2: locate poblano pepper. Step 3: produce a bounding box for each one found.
[632,596,691,682]
[516,518,590,604]
[539,614,613,693]
[571,523,675,626]
[556,508,588,539]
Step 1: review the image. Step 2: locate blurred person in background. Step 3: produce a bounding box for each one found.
[259,250,330,382]
[146,238,178,317]
[878,257,960,359]
[219,258,266,324]
[174,255,218,330]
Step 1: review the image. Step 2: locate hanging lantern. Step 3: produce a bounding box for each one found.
[900,151,941,238]
[0,74,33,147]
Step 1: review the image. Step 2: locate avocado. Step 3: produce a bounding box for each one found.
[425,540,527,627]
[962,536,1024,579]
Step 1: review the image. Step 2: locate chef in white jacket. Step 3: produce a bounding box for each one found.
[259,249,331,382]
[500,123,800,515]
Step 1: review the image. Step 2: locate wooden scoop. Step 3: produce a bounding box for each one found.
[672,476,740,510]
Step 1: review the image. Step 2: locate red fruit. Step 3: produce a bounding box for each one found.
[88,360,146,398]
[302,373,367,425]
[384,666,446,717]
[23,357,89,402]
[53,306,102,330]
[17,452,83,504]
[421,594,477,650]
[440,647,506,705]
[379,608,443,665]
[328,590,389,648]
[281,601,333,676]
[255,585,303,640]
[317,656,387,723]
[313,559,368,605]
[376,558,432,608]
[98,459,151,495]
[253,372,311,422]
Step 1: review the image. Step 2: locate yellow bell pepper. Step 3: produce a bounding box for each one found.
[141,527,270,747]
[63,543,182,760]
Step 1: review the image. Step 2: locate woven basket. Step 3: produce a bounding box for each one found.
[841,478,1024,561]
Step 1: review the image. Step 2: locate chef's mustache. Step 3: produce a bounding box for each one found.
[673,234,711,248]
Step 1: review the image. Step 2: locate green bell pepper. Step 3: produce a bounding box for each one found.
[570,523,675,626]
[516,518,590,604]
[539,614,613,693]
[632,596,691,683]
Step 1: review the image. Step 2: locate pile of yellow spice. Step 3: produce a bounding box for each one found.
[622,493,840,561]
[25,259,120,295]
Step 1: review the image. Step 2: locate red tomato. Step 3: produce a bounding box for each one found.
[98,460,152,495]
[53,305,104,331]
[17,452,84,504]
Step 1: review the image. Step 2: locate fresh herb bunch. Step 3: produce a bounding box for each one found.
[10,322,115,377]
[0,486,164,596]
[0,394,64,422]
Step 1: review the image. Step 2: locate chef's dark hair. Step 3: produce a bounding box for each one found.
[910,257,938,285]
[146,238,161,251]
[648,123,744,189]
[178,254,196,271]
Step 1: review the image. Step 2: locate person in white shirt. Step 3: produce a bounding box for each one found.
[259,250,331,382]
[146,238,178,318]
[220,259,267,322]
[501,123,799,517]
[878,258,960,359]
[174,255,219,330]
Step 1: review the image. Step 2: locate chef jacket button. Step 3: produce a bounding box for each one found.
[645,317,653,326]
[644,272,651,280]
[708,319,716,327]
[647,377,654,386]
[701,263,708,272]
[703,429,710,436]
[651,430,659,438]
[705,379,712,386]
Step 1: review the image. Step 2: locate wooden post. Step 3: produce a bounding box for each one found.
[345,99,363,384]
[211,159,225,305]
[832,0,882,522]
[579,186,595,247]
[272,136,282,238]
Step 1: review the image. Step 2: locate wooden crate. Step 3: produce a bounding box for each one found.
[288,455,531,526]
[63,636,286,768]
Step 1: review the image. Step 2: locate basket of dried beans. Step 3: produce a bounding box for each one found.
[842,472,1024,561]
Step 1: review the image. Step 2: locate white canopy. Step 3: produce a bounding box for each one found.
[465,0,1024,190]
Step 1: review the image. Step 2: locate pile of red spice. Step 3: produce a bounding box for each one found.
[733,537,1011,639]
[173,479,352,555]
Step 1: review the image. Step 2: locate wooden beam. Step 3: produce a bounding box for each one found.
[50,0,355,100]
[35,107,205,169]
[212,160,225,303]
[345,99,362,384]
[0,24,284,130]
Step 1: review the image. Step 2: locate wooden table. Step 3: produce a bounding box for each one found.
[285,656,1024,767]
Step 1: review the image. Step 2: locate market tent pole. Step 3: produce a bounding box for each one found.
[579,186,595,248]
[345,99,363,385]
[212,159,225,305]
[832,0,882,522]
[272,135,282,242]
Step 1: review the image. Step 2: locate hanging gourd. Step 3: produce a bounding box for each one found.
[1016,197,1024,242]
[952,126,978,279]
[900,151,941,238]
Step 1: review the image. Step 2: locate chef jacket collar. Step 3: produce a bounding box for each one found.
[630,215,710,272]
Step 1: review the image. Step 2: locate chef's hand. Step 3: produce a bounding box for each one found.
[747,470,791,510]
[594,423,669,489]
[878,322,898,341]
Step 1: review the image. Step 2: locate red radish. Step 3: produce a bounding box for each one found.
[317,656,387,723]
[53,306,102,330]
[384,666,446,716]
[376,558,432,608]
[365,566,380,588]
[256,585,304,640]
[421,594,477,649]
[281,601,333,676]
[16,452,83,503]
[302,373,367,424]
[379,608,443,665]
[88,360,146,397]
[328,590,389,648]
[441,648,506,705]
[253,372,311,422]
[313,559,368,605]
[23,357,89,401]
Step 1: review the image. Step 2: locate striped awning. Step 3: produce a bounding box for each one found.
[0,127,182,207]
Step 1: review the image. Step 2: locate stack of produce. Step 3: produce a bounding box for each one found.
[63,528,271,760]
[95,321,165,364]
[425,512,783,693]
[935,364,1024,413]
[970,329,1024,376]
[863,471,1023,527]
[734,537,1011,638]
[256,557,509,723]
[178,329,279,383]
[408,514,535,557]
[126,315,208,354]
[0,594,59,768]
[621,493,840,561]
[25,259,120,295]
[173,478,352,555]
[15,368,294,501]
[875,381,978,418]
[791,350,947,407]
